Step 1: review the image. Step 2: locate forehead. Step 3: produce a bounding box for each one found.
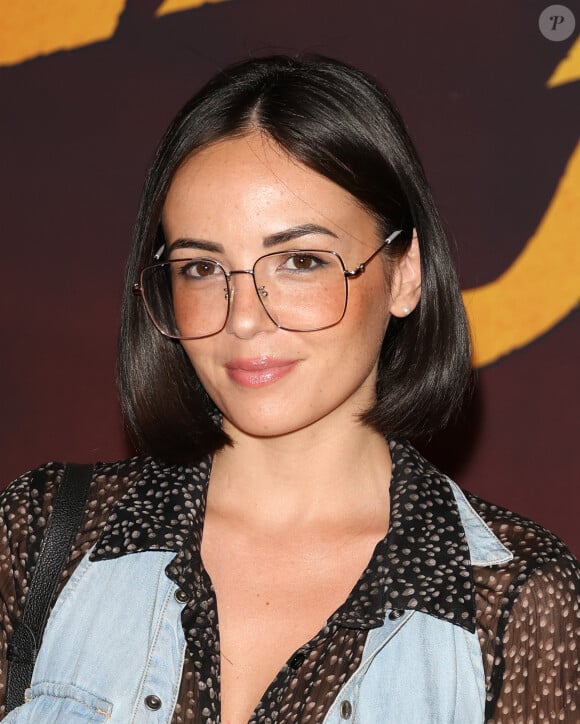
[161,132,379,245]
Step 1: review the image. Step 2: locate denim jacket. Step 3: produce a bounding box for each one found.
[4,478,512,723]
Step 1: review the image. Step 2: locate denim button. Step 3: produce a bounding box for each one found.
[389,608,404,620]
[340,700,353,718]
[144,694,162,710]
[289,653,305,670]
[174,588,190,603]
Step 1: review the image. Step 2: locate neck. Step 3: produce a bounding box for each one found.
[207,415,392,532]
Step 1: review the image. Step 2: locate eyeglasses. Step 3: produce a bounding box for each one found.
[133,229,402,340]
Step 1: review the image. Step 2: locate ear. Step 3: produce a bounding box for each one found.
[389,230,421,317]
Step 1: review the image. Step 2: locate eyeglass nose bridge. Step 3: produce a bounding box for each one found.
[223,268,272,316]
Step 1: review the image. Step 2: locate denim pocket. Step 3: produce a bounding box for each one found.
[3,682,113,722]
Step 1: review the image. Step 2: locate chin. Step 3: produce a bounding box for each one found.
[220,404,320,441]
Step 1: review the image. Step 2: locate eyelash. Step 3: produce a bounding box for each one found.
[277,253,328,272]
[176,259,221,279]
[170,251,331,278]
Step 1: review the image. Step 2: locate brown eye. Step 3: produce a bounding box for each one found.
[282,254,327,271]
[193,261,217,277]
[177,259,221,279]
[292,255,314,269]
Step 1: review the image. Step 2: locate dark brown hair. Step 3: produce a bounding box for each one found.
[119,54,471,461]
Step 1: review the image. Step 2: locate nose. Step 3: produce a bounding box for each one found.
[225,270,276,339]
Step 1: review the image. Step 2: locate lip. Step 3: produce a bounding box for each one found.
[225,356,298,387]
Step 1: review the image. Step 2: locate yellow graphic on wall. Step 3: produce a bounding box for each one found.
[0,0,230,66]
[463,138,580,367]
[157,0,230,15]
[0,4,577,368]
[0,1,124,66]
[548,35,580,86]
[464,37,580,366]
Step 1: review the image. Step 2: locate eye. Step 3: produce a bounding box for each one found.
[280,253,328,272]
[176,259,222,279]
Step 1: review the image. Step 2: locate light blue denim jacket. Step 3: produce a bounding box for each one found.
[4,475,512,724]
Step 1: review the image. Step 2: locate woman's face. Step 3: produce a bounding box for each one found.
[162,132,412,441]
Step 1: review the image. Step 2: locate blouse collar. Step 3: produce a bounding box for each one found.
[90,438,510,633]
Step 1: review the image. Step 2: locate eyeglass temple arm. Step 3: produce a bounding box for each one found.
[344,229,403,278]
[132,244,166,295]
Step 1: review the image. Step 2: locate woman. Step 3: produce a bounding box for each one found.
[1,55,578,723]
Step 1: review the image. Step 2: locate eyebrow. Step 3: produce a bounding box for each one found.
[167,223,339,255]
[169,238,223,254]
[262,223,339,248]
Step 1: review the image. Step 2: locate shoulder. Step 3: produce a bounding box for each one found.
[461,492,580,719]
[1,461,62,508]
[464,489,579,584]
[0,456,168,642]
[0,454,201,553]
[1,457,152,521]
[0,457,156,581]
[0,462,65,554]
[463,489,579,614]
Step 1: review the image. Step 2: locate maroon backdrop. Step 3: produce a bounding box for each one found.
[1,0,578,554]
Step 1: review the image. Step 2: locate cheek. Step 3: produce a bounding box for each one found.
[179,341,214,385]
[319,297,390,392]
[344,276,391,342]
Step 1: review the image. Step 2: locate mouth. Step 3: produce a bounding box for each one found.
[225,356,298,387]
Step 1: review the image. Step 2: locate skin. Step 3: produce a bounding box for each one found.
[161,131,421,723]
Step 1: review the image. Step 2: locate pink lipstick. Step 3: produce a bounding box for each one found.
[225,357,297,387]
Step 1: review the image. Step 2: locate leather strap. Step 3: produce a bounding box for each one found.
[5,463,94,713]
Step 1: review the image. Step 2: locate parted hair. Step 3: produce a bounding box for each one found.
[119,54,472,462]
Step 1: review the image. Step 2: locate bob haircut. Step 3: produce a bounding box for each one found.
[119,54,471,462]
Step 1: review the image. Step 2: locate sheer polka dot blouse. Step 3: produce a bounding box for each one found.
[0,439,578,722]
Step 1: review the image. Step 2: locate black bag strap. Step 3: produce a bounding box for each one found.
[5,463,94,713]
